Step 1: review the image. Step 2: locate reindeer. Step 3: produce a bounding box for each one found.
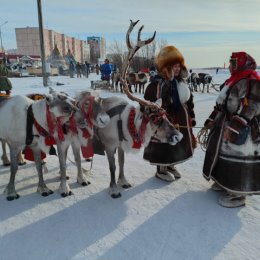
[188,72,199,92]
[197,73,213,93]
[0,89,77,200]
[56,91,110,196]
[95,20,183,198]
[126,72,148,94]
[135,72,148,94]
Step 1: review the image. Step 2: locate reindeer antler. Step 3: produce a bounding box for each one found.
[121,20,158,109]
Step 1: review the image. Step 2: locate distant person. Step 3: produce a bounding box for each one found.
[100,59,112,84]
[69,60,75,78]
[76,62,82,78]
[203,51,260,208]
[95,64,100,75]
[0,60,12,95]
[216,68,219,74]
[84,61,90,78]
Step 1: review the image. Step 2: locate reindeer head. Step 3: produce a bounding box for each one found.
[75,91,110,129]
[141,103,183,145]
[121,20,182,146]
[46,88,77,119]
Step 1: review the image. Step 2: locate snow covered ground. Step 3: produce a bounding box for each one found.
[1,70,260,260]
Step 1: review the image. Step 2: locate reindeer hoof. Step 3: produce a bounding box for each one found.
[122,184,132,189]
[41,192,49,197]
[7,194,20,201]
[41,190,53,197]
[111,193,122,199]
[3,163,10,166]
[61,191,73,197]
[81,181,91,186]
[18,161,27,166]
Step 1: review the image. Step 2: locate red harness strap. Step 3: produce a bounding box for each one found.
[81,96,94,128]
[79,96,95,158]
[34,119,56,146]
[128,108,149,149]
[46,106,64,142]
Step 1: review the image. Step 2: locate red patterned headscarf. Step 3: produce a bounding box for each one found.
[226,52,260,87]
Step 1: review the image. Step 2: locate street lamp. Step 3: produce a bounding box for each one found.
[0,21,8,51]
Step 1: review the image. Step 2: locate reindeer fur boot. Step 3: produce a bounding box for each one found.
[167,165,181,179]
[218,192,246,208]
[155,166,175,182]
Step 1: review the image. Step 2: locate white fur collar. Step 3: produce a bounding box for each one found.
[177,81,190,104]
[216,85,229,105]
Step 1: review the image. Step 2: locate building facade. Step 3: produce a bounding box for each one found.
[87,36,106,64]
[15,27,89,63]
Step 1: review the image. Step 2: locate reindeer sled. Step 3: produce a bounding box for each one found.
[91,80,112,90]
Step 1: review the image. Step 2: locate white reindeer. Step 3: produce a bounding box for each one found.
[0,89,77,200]
[96,20,183,198]
[56,91,110,196]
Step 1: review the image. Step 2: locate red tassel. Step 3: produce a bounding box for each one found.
[82,128,90,139]
[23,147,46,161]
[57,117,65,142]
[81,139,94,158]
[46,106,55,136]
[45,136,55,146]
[132,141,141,149]
[69,116,78,135]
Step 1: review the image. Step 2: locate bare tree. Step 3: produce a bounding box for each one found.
[107,40,127,72]
[107,38,168,72]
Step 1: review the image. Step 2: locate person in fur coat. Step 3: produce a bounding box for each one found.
[203,51,260,208]
[0,61,12,95]
[143,45,196,182]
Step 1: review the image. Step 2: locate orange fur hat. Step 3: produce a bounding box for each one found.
[155,45,188,78]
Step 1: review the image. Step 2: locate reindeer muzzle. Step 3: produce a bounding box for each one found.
[95,112,110,128]
[168,131,183,145]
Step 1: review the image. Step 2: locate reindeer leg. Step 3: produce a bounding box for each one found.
[1,140,10,166]
[106,147,121,198]
[117,147,131,189]
[17,150,26,165]
[4,146,20,200]
[72,142,91,186]
[34,148,53,196]
[57,144,73,197]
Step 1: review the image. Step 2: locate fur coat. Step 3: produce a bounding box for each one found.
[203,78,260,194]
[143,78,195,165]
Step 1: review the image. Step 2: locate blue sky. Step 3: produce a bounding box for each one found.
[1,0,260,67]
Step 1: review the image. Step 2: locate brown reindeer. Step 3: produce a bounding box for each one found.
[126,72,148,94]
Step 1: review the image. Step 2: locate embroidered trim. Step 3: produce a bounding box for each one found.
[128,108,149,149]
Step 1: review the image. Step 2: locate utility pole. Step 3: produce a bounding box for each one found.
[37,0,48,86]
[0,21,8,52]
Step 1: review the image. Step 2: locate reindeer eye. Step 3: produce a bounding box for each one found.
[63,105,72,113]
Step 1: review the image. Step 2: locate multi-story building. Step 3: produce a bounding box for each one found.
[87,36,106,64]
[15,27,90,63]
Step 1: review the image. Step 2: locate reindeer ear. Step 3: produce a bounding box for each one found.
[45,94,53,104]
[48,87,55,94]
[57,93,68,101]
[155,98,162,107]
